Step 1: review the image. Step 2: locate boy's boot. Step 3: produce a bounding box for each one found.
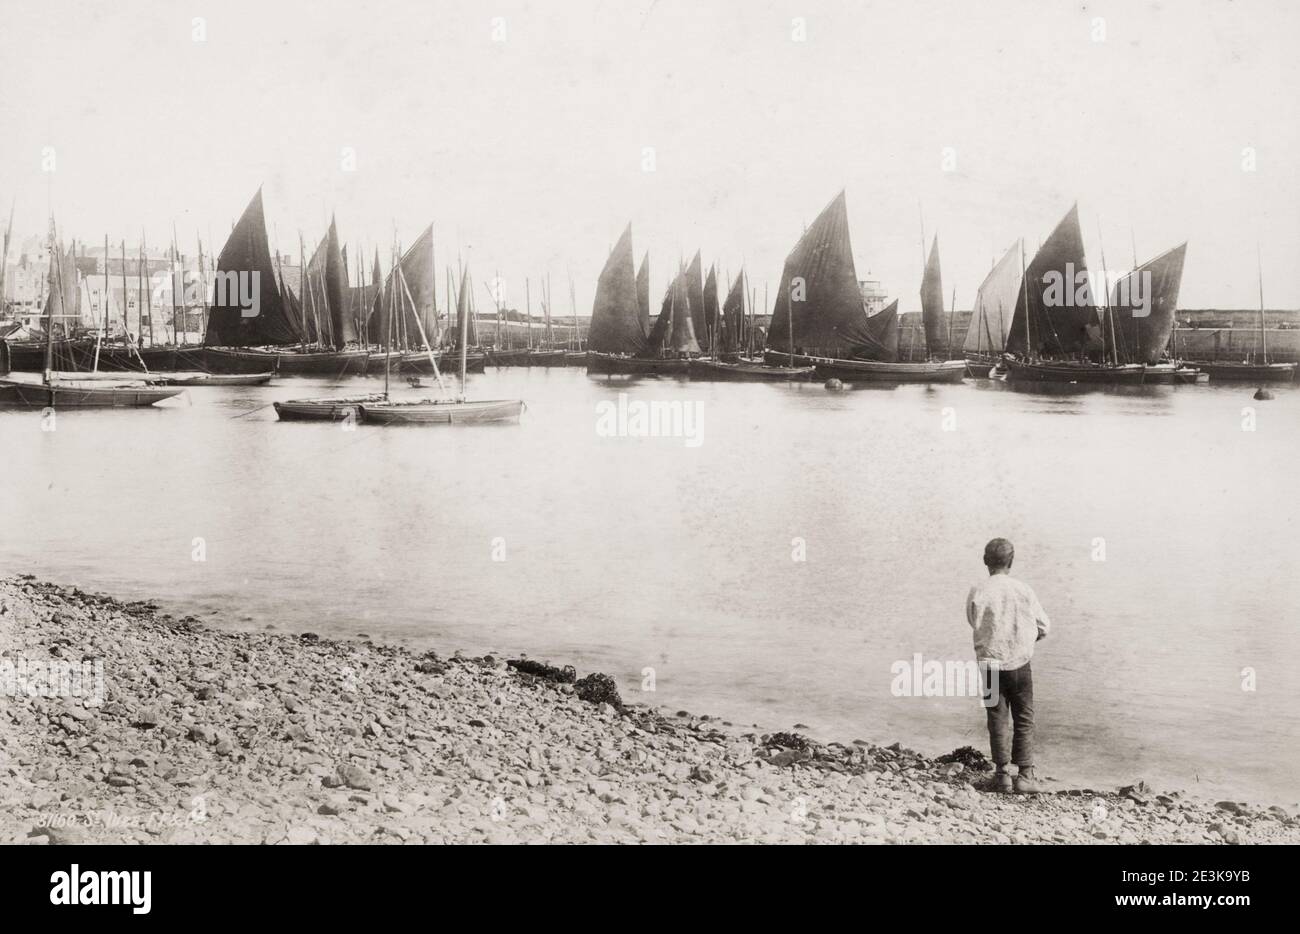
[1013,766,1041,795]
[991,765,1013,793]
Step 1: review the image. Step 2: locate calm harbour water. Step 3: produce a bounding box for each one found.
[2,367,1297,804]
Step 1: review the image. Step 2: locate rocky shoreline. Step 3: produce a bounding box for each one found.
[1,576,1295,844]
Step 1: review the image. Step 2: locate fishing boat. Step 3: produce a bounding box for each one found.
[1189,246,1296,383]
[820,234,965,383]
[358,261,523,426]
[688,270,813,380]
[0,373,183,407]
[762,191,959,383]
[1002,357,1147,384]
[0,220,183,408]
[1004,204,1151,385]
[964,239,1025,375]
[632,254,701,374]
[814,356,966,382]
[150,371,274,387]
[203,191,366,375]
[583,223,653,375]
[687,357,814,381]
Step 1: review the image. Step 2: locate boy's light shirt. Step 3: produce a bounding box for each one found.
[966,574,1050,670]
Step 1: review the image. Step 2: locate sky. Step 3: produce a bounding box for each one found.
[2,0,1298,313]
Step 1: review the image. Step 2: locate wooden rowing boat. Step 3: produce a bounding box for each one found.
[152,371,274,387]
[359,398,524,425]
[272,395,387,421]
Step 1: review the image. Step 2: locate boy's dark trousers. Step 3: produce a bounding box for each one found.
[983,661,1034,768]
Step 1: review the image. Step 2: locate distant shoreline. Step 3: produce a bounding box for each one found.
[2,575,1295,844]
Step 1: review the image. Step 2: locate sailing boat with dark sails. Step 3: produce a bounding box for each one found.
[202,193,368,375]
[1102,242,1202,384]
[1003,204,1149,384]
[585,223,652,374]
[688,268,814,380]
[762,191,965,382]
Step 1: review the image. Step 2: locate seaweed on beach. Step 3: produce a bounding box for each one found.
[573,672,622,708]
[937,746,993,772]
[506,659,577,683]
[764,732,812,751]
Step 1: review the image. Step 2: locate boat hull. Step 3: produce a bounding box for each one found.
[488,349,533,367]
[272,395,387,421]
[154,372,274,387]
[526,350,567,367]
[812,357,968,383]
[359,399,524,425]
[686,359,815,381]
[0,378,183,407]
[1192,361,1297,383]
[587,353,689,375]
[1004,358,1149,384]
[203,347,367,376]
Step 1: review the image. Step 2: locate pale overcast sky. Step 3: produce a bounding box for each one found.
[2,0,1297,311]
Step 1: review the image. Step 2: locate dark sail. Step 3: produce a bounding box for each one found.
[454,267,473,348]
[204,189,301,346]
[721,271,745,355]
[866,300,900,361]
[765,191,890,359]
[646,264,700,354]
[1006,204,1099,357]
[588,223,647,355]
[1104,242,1187,364]
[702,264,722,351]
[323,218,352,347]
[685,252,706,352]
[635,252,650,333]
[920,235,944,357]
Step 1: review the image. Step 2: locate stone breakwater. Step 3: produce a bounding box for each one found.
[1,576,1296,845]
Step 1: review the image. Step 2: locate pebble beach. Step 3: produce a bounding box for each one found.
[1,576,1296,845]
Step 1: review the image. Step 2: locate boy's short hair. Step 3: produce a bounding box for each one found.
[984,538,1015,569]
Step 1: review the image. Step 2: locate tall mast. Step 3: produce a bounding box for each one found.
[142,233,155,348]
[1095,219,1115,365]
[121,240,145,370]
[0,199,13,313]
[525,278,532,350]
[1257,241,1268,363]
[43,218,58,382]
[1019,238,1031,361]
[947,287,956,360]
[94,234,109,371]
[383,240,394,398]
[459,268,470,397]
[172,224,184,346]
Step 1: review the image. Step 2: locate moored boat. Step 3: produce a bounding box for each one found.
[359,397,524,425]
[814,357,967,383]
[588,352,688,375]
[687,357,814,381]
[1003,357,1148,384]
[151,371,274,387]
[1195,361,1296,383]
[272,394,387,421]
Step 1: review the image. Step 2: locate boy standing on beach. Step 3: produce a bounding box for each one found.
[966,538,1050,794]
